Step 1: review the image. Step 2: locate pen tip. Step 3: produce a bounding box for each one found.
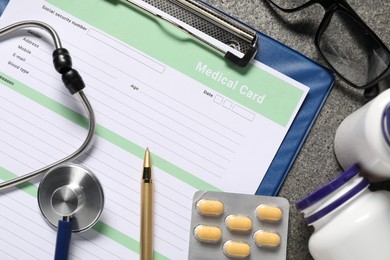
[143,148,151,168]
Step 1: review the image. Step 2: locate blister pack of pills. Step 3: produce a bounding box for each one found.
[188,191,289,259]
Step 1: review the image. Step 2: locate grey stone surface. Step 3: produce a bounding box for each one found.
[203,1,390,259]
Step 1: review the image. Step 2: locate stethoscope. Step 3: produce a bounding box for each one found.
[0,20,95,190]
[0,21,104,259]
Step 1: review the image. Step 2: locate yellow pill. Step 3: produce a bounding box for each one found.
[196,199,224,216]
[254,230,281,248]
[225,215,252,232]
[223,240,251,258]
[194,225,222,243]
[256,204,283,222]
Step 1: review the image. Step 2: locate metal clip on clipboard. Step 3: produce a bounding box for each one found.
[121,0,259,67]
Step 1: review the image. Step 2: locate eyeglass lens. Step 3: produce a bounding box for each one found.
[318,11,390,87]
[268,0,311,9]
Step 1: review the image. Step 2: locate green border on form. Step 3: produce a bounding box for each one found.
[46,0,305,127]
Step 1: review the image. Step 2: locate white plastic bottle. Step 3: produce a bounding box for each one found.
[334,88,390,182]
[296,165,390,260]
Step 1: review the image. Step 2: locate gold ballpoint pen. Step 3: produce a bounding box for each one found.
[140,148,153,260]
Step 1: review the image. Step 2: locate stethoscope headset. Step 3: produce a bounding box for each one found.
[0,21,104,260]
[0,20,95,190]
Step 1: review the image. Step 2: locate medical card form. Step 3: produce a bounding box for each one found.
[0,0,308,259]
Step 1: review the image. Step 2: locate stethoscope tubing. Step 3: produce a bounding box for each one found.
[0,21,96,191]
[0,20,62,48]
[54,219,73,260]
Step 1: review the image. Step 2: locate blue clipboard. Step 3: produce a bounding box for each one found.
[254,33,335,195]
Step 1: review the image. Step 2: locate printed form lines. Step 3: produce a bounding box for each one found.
[2,75,194,253]
[1,109,193,242]
[0,232,41,260]
[88,98,226,177]
[125,91,237,154]
[1,100,192,251]
[135,77,244,138]
[34,36,238,169]
[103,204,189,249]
[0,246,18,260]
[82,150,193,218]
[0,128,57,161]
[29,29,242,151]
[140,90,241,145]
[0,150,31,169]
[87,28,166,74]
[29,34,238,180]
[87,80,233,167]
[0,96,80,152]
[92,92,229,165]
[25,55,230,178]
[0,196,54,256]
[0,216,54,258]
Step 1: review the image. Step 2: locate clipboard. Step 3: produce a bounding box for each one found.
[0,1,333,195]
[0,0,334,197]
[121,0,335,196]
[0,5,333,194]
[255,33,334,195]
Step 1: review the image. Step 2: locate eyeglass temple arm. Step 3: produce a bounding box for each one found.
[364,85,379,98]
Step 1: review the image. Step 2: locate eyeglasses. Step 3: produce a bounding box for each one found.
[266,0,390,97]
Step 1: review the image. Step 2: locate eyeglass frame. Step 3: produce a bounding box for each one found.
[266,0,390,93]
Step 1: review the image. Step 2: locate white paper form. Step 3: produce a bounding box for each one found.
[0,0,309,259]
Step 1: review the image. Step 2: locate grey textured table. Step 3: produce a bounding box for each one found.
[203,1,390,259]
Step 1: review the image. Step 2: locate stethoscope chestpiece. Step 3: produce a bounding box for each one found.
[37,163,104,232]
